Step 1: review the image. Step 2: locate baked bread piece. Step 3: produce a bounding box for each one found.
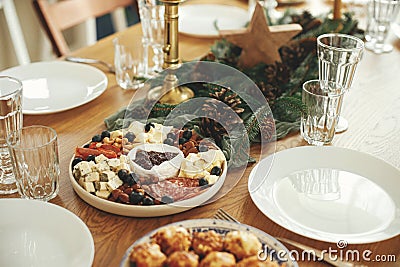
[199,251,236,267]
[192,230,224,256]
[236,255,281,267]
[166,251,199,267]
[151,226,192,255]
[223,231,262,260]
[129,243,166,267]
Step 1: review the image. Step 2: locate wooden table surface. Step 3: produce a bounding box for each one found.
[2,0,399,266]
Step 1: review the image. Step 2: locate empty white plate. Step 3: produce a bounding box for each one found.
[179,4,248,38]
[0,199,94,267]
[0,61,108,115]
[249,146,400,244]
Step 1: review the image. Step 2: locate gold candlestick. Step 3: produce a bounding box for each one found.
[147,0,194,105]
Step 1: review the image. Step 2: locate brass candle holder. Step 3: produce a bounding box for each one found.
[147,0,194,105]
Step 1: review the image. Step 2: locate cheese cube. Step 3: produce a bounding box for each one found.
[95,190,111,199]
[84,172,100,182]
[100,171,115,182]
[107,158,120,170]
[106,177,123,191]
[95,154,108,163]
[77,161,92,176]
[95,160,110,172]
[81,182,95,193]
[117,163,130,172]
[119,155,128,163]
[94,181,108,191]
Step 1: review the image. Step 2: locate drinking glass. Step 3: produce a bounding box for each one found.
[301,80,345,146]
[114,35,147,90]
[7,125,60,201]
[365,0,400,54]
[0,76,23,194]
[317,33,364,132]
[138,0,165,74]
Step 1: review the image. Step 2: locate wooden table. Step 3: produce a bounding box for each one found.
[2,0,400,266]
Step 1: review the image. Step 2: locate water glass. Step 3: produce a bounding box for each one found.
[317,33,364,132]
[138,0,164,74]
[365,0,400,54]
[7,125,60,201]
[0,76,23,194]
[114,35,147,90]
[300,80,345,146]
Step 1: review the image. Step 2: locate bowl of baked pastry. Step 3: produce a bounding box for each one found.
[120,219,298,267]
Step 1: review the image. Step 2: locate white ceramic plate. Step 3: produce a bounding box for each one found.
[0,198,94,267]
[179,4,248,38]
[392,23,400,39]
[249,146,400,244]
[120,219,298,267]
[0,61,107,115]
[69,155,227,217]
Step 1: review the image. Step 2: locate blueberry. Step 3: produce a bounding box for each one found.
[130,192,144,204]
[92,134,102,142]
[124,132,136,142]
[179,138,187,145]
[161,195,174,204]
[199,144,209,152]
[163,137,175,146]
[144,123,155,132]
[118,169,129,181]
[210,166,222,176]
[182,130,192,140]
[199,178,209,186]
[86,155,96,162]
[167,132,176,139]
[101,130,110,140]
[142,196,155,205]
[71,157,83,170]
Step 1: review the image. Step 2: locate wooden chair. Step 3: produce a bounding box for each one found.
[33,0,136,57]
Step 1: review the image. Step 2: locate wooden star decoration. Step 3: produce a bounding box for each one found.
[219,2,302,68]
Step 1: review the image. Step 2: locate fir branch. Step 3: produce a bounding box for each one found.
[272,96,307,123]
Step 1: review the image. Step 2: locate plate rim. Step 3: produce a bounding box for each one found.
[248,146,400,244]
[68,151,227,217]
[119,218,299,267]
[0,198,94,267]
[179,4,248,38]
[0,61,108,115]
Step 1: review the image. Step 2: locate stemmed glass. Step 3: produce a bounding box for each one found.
[317,33,365,132]
[138,0,165,75]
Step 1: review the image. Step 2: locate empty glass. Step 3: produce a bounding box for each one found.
[317,33,364,132]
[7,125,60,201]
[365,0,400,53]
[0,76,23,194]
[138,0,165,74]
[114,35,147,90]
[301,80,345,146]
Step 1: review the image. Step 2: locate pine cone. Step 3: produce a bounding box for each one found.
[209,87,245,115]
[259,116,275,142]
[258,82,283,103]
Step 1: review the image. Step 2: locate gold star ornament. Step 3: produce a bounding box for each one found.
[219,3,302,68]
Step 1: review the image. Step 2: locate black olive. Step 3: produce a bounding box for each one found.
[161,195,174,204]
[144,123,155,133]
[182,130,192,140]
[71,157,83,170]
[142,196,154,205]
[101,130,110,140]
[163,138,175,146]
[167,132,176,139]
[179,137,187,145]
[210,166,222,176]
[130,192,144,204]
[199,144,209,152]
[125,173,137,186]
[86,155,96,162]
[117,169,129,181]
[129,172,139,183]
[199,178,209,186]
[124,132,136,142]
[91,134,102,143]
[83,143,90,148]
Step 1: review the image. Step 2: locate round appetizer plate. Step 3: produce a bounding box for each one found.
[0,198,94,267]
[0,61,107,115]
[69,155,227,217]
[120,219,298,267]
[179,4,248,38]
[249,146,400,244]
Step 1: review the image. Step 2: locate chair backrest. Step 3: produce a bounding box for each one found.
[33,0,135,57]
